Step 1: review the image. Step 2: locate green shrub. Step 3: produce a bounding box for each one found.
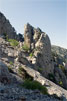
[29,53,34,57]
[22,44,30,52]
[22,79,48,95]
[9,61,13,65]
[59,81,63,86]
[59,64,65,72]
[8,39,19,47]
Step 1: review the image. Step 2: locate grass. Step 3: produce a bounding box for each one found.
[7,39,19,47]
[9,61,13,65]
[29,53,34,57]
[59,81,63,86]
[22,44,30,52]
[22,79,48,95]
[59,64,65,73]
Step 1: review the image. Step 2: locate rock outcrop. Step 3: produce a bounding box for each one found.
[0,12,23,41]
[54,66,67,89]
[52,45,67,62]
[51,45,67,89]
[24,23,54,77]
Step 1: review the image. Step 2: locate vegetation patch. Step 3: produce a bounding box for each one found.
[59,64,65,73]
[8,39,19,47]
[59,81,63,86]
[8,66,14,73]
[29,52,34,57]
[22,79,48,95]
[22,44,30,52]
[9,61,13,65]
[18,67,33,80]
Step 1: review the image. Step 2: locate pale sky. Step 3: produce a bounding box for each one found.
[0,0,67,49]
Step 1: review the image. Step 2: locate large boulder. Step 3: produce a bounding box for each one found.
[0,61,11,84]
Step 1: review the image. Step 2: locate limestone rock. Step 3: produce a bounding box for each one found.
[34,33,54,77]
[0,12,23,41]
[33,27,42,43]
[20,64,67,99]
[18,51,30,65]
[24,23,54,77]
[54,66,67,89]
[0,12,17,39]
[24,23,34,49]
[0,61,11,84]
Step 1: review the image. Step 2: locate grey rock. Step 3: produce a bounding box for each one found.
[0,61,11,84]
[0,12,23,41]
[24,23,54,77]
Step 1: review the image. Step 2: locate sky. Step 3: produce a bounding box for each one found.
[0,0,67,49]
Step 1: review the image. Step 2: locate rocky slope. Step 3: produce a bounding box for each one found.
[0,12,67,101]
[0,38,63,101]
[52,45,67,63]
[51,45,67,89]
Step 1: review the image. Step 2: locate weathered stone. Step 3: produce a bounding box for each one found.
[24,24,54,77]
[24,23,34,50]
[0,61,11,84]
[33,27,42,43]
[0,12,23,41]
[18,51,30,65]
[54,67,67,89]
[34,33,54,77]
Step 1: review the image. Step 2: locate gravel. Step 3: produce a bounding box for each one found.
[0,83,61,101]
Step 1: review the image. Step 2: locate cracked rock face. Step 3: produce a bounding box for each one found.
[24,23,54,77]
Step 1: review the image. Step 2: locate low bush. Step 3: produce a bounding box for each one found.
[29,53,34,57]
[59,81,63,86]
[22,44,30,52]
[22,79,48,95]
[8,39,19,47]
[59,64,65,73]
[9,61,13,65]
